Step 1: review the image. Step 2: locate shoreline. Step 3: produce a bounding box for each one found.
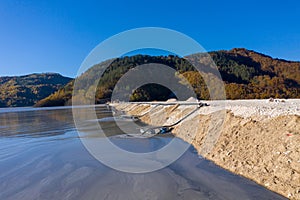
[112,99,300,199]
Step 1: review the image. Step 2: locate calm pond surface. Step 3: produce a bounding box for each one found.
[0,106,286,200]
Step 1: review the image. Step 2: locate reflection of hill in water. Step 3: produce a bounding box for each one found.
[0,108,74,137]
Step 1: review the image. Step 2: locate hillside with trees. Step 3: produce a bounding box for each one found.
[35,48,300,107]
[0,73,72,107]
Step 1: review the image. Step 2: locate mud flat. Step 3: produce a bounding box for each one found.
[112,99,300,199]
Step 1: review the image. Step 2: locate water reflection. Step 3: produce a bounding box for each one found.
[0,107,74,137]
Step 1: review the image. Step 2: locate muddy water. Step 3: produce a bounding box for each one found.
[0,106,286,200]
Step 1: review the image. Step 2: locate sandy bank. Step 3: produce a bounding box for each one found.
[112,99,300,199]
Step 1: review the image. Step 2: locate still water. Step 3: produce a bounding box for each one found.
[0,106,286,200]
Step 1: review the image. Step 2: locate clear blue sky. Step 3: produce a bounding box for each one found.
[0,0,300,78]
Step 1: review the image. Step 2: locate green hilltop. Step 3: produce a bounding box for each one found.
[1,48,299,107]
[0,73,72,107]
[35,48,300,107]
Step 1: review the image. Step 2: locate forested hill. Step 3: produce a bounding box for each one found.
[0,73,72,107]
[208,48,300,98]
[35,48,300,107]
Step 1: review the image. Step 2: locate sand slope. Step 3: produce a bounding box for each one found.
[113,99,300,199]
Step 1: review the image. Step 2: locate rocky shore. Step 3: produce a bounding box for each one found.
[112,99,300,199]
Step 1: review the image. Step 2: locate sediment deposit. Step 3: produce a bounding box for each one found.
[112,99,300,199]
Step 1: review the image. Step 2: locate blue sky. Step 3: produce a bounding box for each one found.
[0,0,300,77]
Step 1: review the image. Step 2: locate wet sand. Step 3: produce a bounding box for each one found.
[0,134,286,200]
[0,106,287,199]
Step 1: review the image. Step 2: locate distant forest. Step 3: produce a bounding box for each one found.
[34,48,300,107]
[0,73,72,107]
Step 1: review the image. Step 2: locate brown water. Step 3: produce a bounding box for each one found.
[0,106,287,200]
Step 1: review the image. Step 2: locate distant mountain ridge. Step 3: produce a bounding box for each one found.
[0,73,72,107]
[215,48,300,83]
[2,48,299,107]
[34,48,300,107]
